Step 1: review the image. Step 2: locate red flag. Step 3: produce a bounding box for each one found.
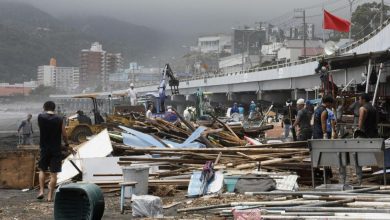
[323,10,351,32]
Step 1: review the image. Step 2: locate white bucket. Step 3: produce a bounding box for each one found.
[122,165,150,196]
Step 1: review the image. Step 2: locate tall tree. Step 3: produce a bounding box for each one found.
[351,2,390,40]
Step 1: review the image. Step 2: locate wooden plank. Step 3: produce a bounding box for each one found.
[124,147,309,154]
[119,157,208,164]
[210,114,241,142]
[0,150,38,189]
[214,152,222,165]
[172,108,215,148]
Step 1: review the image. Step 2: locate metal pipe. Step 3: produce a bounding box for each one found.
[365,58,372,93]
[295,198,355,207]
[372,63,383,106]
[245,191,389,197]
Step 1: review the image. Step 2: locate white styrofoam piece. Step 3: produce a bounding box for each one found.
[58,129,113,184]
[82,157,122,182]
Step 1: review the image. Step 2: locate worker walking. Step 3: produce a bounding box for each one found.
[18,114,34,145]
[37,101,71,202]
[281,100,297,139]
[312,96,334,139]
[127,83,137,106]
[293,99,312,141]
[249,101,256,119]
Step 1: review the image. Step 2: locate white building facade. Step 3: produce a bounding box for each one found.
[55,67,80,92]
[192,34,232,54]
[37,62,79,92]
[37,65,56,87]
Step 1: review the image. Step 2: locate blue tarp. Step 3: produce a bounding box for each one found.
[119,125,206,148]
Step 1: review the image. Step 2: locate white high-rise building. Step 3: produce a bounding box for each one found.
[37,65,56,87]
[37,58,80,92]
[55,67,80,92]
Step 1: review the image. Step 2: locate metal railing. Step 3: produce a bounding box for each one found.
[137,18,390,88]
[183,18,390,82]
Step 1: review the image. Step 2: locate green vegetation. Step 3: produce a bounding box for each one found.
[0,2,168,83]
[351,2,390,40]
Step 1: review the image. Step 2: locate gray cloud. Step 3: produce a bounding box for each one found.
[12,0,355,34]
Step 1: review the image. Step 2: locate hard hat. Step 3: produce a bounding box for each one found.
[130,83,134,87]
[297,98,305,105]
[251,101,255,104]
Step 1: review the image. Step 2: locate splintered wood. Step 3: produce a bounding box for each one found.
[115,141,310,173]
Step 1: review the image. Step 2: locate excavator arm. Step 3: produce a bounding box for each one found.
[164,64,179,95]
[156,64,180,113]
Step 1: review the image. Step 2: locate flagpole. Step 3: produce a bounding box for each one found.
[348,0,355,43]
[322,6,325,42]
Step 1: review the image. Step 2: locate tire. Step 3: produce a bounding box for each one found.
[71,126,93,143]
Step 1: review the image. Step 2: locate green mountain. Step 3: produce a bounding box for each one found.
[0,2,168,83]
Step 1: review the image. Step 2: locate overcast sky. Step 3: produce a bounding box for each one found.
[12,0,368,35]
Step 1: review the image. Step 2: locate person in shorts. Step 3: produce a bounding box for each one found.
[37,101,70,202]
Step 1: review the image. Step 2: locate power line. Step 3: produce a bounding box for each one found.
[263,0,342,25]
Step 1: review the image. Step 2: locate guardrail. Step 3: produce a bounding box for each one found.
[176,18,390,84]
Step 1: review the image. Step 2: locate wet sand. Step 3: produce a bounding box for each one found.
[0,102,41,149]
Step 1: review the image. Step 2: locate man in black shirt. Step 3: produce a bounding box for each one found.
[358,93,379,138]
[37,101,70,202]
[293,99,312,141]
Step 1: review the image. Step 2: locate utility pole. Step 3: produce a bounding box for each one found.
[348,0,356,42]
[294,9,306,58]
[241,33,245,72]
[381,0,384,25]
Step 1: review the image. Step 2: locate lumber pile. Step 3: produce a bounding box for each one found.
[176,186,390,219]
[116,143,311,179]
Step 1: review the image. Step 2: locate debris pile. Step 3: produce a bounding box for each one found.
[3,109,390,219]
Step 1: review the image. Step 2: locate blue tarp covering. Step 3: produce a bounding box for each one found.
[119,125,206,148]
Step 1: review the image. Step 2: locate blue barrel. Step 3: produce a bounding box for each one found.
[54,183,105,220]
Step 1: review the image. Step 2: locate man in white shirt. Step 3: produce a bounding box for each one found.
[146,105,153,119]
[127,83,137,106]
[183,107,192,121]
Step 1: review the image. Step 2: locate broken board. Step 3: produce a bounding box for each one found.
[0,150,38,189]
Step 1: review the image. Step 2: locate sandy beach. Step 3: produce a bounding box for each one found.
[0,102,42,149]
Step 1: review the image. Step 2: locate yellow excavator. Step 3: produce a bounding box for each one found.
[66,94,145,142]
[65,94,106,142]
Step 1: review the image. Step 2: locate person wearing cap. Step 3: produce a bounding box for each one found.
[281,100,297,139]
[230,102,239,115]
[127,82,137,106]
[164,106,178,122]
[249,101,257,119]
[293,98,312,141]
[183,106,192,121]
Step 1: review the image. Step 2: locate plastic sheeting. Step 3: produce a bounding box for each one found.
[131,195,163,218]
[187,171,223,197]
[120,125,205,148]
